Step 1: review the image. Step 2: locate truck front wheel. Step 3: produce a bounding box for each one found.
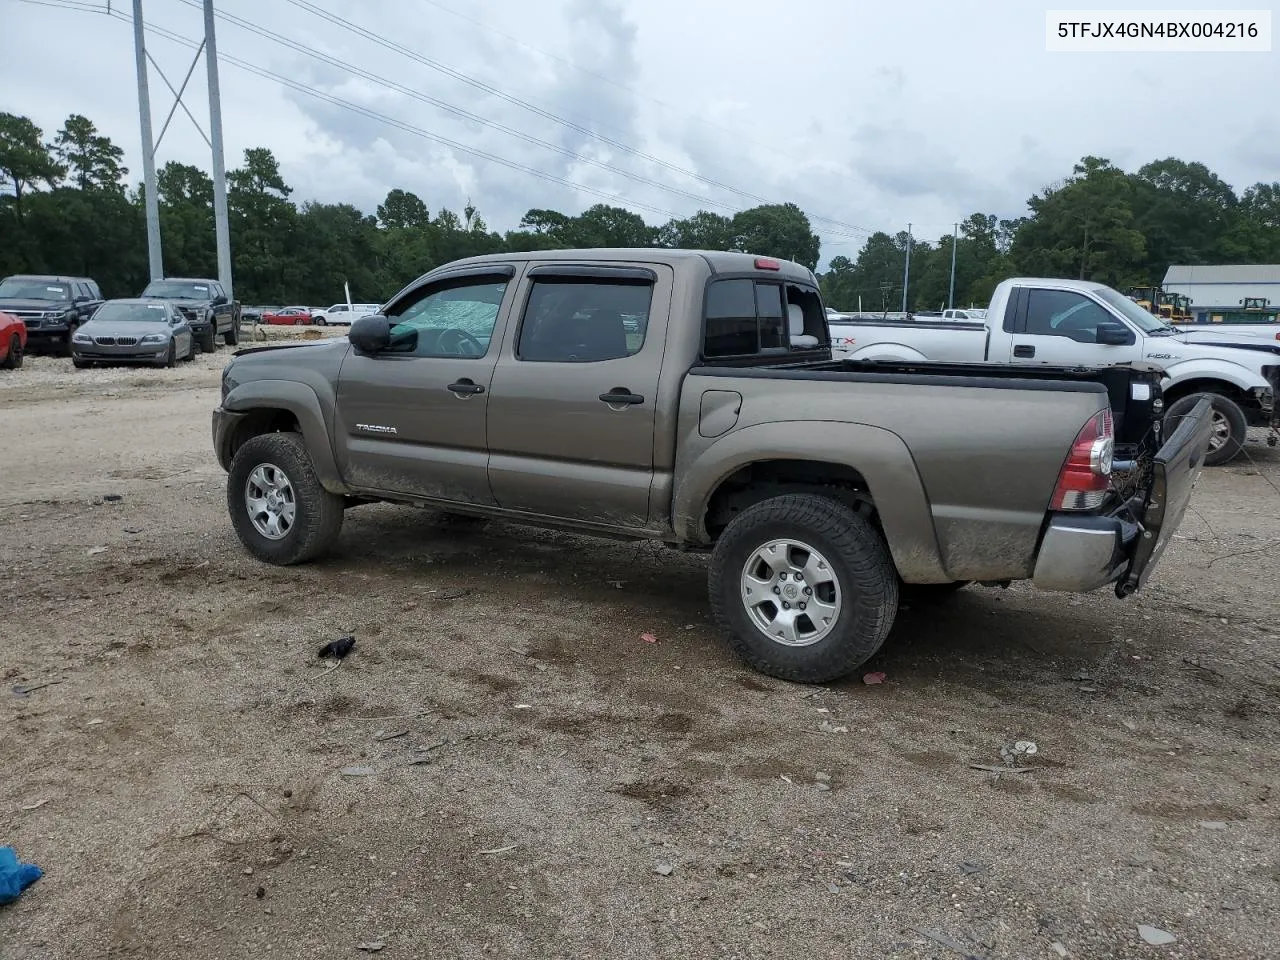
[1164,392,1247,466]
[708,493,899,683]
[228,432,344,565]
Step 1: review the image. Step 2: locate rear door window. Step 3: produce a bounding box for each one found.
[517,279,653,362]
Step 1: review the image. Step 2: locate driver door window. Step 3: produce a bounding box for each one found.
[388,279,509,358]
[1025,289,1113,344]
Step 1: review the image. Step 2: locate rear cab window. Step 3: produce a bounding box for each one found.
[703,277,827,359]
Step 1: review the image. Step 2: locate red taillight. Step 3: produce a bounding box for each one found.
[1051,409,1114,511]
[754,257,780,270]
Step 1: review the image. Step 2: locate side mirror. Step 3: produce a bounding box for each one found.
[211,294,228,306]
[1097,322,1133,346]
[349,314,392,353]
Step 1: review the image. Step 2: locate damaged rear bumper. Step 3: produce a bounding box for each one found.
[1033,397,1213,597]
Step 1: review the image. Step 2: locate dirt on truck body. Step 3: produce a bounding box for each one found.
[214,249,1213,683]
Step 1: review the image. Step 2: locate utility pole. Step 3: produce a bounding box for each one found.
[900,223,913,313]
[1079,219,1090,280]
[948,221,958,309]
[132,0,163,280]
[204,0,233,301]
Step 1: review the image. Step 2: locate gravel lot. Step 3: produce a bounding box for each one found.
[2,339,1278,959]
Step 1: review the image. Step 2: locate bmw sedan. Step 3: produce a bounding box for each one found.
[70,299,196,368]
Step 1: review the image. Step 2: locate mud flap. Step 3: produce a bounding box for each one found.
[1118,397,1213,596]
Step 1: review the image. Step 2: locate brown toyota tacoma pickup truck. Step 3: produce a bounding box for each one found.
[213,249,1212,682]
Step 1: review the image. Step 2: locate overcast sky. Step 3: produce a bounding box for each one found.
[2,0,1277,264]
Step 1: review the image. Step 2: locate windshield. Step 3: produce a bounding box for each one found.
[93,302,170,323]
[1094,287,1174,334]
[142,280,211,300]
[0,278,68,300]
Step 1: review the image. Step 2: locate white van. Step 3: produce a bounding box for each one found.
[313,302,381,326]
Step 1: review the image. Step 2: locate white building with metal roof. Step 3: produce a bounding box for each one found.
[1163,264,1280,318]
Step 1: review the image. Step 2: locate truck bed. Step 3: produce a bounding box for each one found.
[698,355,1164,449]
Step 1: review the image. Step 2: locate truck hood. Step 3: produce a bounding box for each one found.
[0,298,70,312]
[1173,330,1280,353]
[1143,336,1280,374]
[141,295,213,307]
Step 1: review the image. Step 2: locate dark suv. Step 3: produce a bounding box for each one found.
[138,277,240,352]
[0,274,104,353]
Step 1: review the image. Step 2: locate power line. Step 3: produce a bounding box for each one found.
[102,9,690,222]
[283,0,877,238]
[170,0,814,228]
[10,0,887,248]
[11,0,107,13]
[415,0,804,168]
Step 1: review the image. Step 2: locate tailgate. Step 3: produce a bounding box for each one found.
[1121,397,1213,593]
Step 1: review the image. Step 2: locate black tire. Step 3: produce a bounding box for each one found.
[1164,391,1246,467]
[228,432,344,565]
[162,339,177,368]
[901,580,971,602]
[2,333,20,369]
[200,325,217,353]
[708,493,899,683]
[72,358,91,369]
[183,336,196,361]
[64,323,78,356]
[314,316,327,327]
[224,317,239,346]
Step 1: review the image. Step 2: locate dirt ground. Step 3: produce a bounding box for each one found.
[1,338,1278,960]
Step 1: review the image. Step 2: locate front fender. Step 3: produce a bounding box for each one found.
[671,420,950,582]
[221,379,345,492]
[1158,357,1270,393]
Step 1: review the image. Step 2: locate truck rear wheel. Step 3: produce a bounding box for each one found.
[1164,392,1246,466]
[228,432,344,565]
[708,493,898,683]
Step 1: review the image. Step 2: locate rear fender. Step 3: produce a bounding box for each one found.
[844,342,931,362]
[671,420,950,582]
[223,379,344,492]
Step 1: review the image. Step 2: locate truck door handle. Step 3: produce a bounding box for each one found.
[1013,344,1035,358]
[599,388,644,406]
[447,379,485,396]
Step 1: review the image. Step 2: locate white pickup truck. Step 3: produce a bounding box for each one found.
[831,277,1280,465]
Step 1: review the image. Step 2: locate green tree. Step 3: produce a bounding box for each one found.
[228,147,297,302]
[731,203,820,269]
[1130,158,1237,279]
[376,188,428,229]
[157,161,215,278]
[53,114,127,191]
[657,210,735,250]
[0,112,63,223]
[1010,156,1146,288]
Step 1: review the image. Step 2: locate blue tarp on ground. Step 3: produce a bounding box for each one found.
[0,846,42,905]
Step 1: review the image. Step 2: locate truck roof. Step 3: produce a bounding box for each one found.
[4,274,91,283]
[1002,277,1110,293]
[428,248,818,284]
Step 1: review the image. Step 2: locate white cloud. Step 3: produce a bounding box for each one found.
[1,0,1277,267]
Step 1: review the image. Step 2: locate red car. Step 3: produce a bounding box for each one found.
[0,310,26,369]
[261,306,314,326]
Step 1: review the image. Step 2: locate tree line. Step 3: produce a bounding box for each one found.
[2,110,1277,310]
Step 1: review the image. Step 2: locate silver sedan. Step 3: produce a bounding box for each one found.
[71,299,196,368]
